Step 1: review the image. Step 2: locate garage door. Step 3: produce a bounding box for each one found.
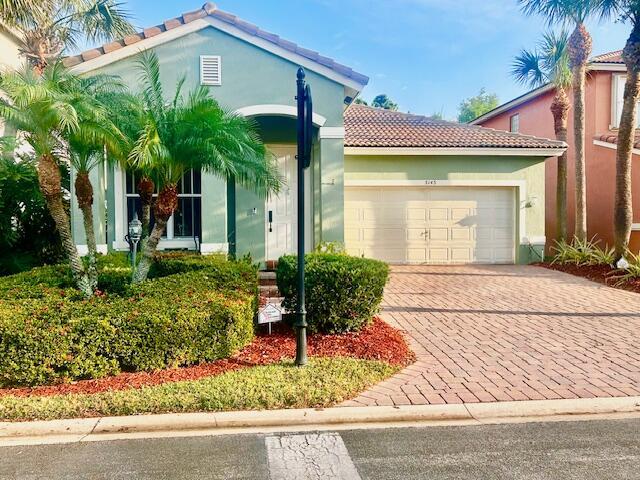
[344,186,516,264]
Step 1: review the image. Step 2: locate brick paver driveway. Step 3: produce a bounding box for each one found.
[345,265,640,406]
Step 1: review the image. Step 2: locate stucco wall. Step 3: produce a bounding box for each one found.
[0,26,23,137]
[344,154,548,263]
[478,70,640,252]
[72,25,348,261]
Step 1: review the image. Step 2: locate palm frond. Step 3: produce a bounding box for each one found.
[512,49,547,88]
[518,0,605,25]
[63,0,135,44]
[136,51,165,120]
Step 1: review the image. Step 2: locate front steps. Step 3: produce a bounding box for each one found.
[258,271,282,302]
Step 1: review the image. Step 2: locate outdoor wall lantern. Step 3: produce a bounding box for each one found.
[128,213,143,272]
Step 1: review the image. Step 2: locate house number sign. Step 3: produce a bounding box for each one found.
[425,180,440,185]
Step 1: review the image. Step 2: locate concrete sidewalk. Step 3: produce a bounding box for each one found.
[1,396,639,447]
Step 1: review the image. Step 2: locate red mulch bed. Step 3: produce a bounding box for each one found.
[0,318,414,399]
[541,262,640,294]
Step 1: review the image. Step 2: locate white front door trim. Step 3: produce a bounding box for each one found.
[344,179,529,243]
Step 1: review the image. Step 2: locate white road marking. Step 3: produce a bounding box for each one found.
[266,432,362,480]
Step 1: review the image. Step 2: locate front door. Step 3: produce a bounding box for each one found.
[265,146,298,261]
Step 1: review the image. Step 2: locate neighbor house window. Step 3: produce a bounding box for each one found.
[613,74,640,128]
[510,114,520,133]
[125,170,202,241]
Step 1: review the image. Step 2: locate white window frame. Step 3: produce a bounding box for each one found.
[510,113,520,133]
[200,55,222,86]
[120,169,202,250]
[611,73,640,129]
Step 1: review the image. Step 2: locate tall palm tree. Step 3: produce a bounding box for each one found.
[124,52,281,284]
[519,0,603,242]
[0,0,133,72]
[0,62,116,296]
[597,1,640,259]
[66,75,125,289]
[512,31,572,241]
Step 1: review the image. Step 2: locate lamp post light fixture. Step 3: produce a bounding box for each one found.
[294,67,313,367]
[128,213,143,273]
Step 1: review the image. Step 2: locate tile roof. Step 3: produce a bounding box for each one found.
[345,104,566,150]
[63,2,368,87]
[591,50,623,64]
[595,133,640,150]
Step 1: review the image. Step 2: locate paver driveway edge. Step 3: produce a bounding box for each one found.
[1,397,640,446]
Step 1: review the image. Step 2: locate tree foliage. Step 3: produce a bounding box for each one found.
[0,0,134,69]
[355,94,399,111]
[457,88,499,123]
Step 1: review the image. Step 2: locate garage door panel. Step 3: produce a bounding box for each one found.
[450,228,471,241]
[345,186,516,265]
[407,208,427,221]
[429,228,449,241]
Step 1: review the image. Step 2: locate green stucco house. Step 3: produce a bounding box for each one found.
[66,3,566,266]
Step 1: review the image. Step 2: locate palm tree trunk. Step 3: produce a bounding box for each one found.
[132,183,177,284]
[38,153,91,297]
[551,88,570,242]
[614,28,640,259]
[568,24,592,242]
[131,216,168,284]
[137,176,155,239]
[75,170,98,292]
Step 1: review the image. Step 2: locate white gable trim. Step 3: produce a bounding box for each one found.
[235,104,327,126]
[344,146,566,157]
[69,16,366,91]
[70,19,210,75]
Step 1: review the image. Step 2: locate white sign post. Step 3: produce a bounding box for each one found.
[258,303,283,334]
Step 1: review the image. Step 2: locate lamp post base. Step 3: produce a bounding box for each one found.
[295,312,308,367]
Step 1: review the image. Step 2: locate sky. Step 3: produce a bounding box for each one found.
[123,0,631,119]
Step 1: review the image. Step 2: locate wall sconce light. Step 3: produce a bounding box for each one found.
[249,207,258,216]
[526,196,538,208]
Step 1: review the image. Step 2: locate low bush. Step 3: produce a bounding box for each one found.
[551,237,615,267]
[0,253,258,387]
[277,253,389,334]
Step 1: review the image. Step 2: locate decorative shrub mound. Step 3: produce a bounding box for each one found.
[277,253,389,334]
[0,253,258,387]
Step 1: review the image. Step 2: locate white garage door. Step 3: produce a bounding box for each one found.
[344,186,516,264]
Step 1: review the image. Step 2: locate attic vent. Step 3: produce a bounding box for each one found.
[200,55,222,86]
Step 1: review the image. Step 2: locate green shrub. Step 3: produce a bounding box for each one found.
[551,237,615,267]
[0,254,257,387]
[277,253,389,334]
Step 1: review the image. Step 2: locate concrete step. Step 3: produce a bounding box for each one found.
[259,285,280,297]
[258,271,278,287]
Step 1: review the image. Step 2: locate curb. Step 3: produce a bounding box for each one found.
[1,396,639,445]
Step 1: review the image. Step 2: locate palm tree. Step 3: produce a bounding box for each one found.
[519,0,603,242]
[0,62,116,296]
[66,75,126,289]
[0,0,133,72]
[124,52,281,284]
[596,1,640,259]
[106,92,156,240]
[512,31,572,241]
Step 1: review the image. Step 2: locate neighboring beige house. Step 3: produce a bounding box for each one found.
[0,21,23,137]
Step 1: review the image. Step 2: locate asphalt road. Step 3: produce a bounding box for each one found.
[1,418,639,479]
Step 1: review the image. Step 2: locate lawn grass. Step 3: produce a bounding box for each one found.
[0,358,398,422]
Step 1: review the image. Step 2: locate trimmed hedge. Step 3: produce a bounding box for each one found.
[277,253,389,334]
[0,254,258,387]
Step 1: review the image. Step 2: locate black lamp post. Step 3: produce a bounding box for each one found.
[294,67,313,367]
[128,213,143,275]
